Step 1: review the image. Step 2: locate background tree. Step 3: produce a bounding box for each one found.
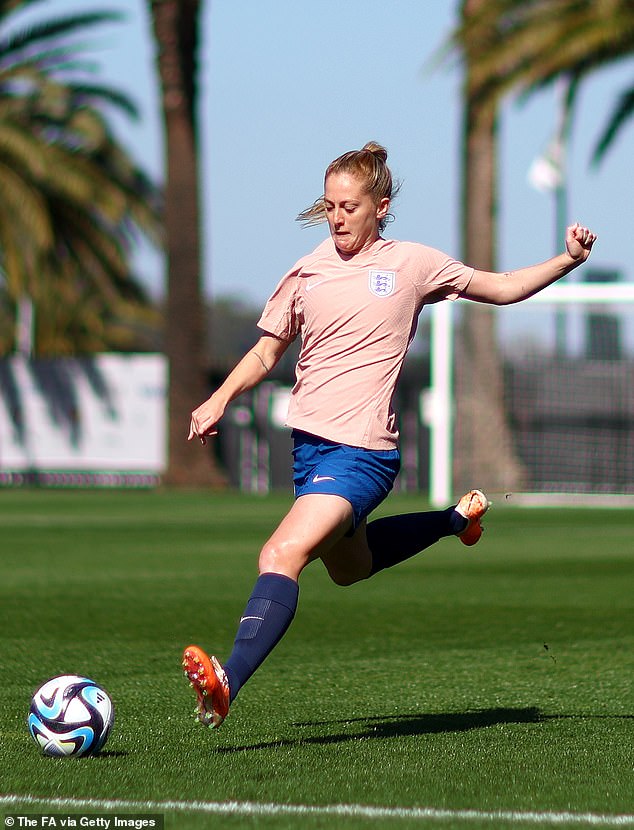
[448,0,633,495]
[149,0,225,487]
[449,0,526,495]
[455,0,634,166]
[0,1,162,355]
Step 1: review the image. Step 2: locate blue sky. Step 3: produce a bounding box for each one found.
[13,0,634,309]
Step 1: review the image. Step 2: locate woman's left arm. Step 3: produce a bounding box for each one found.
[461,223,597,306]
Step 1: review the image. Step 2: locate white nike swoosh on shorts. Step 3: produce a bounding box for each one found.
[312,474,336,483]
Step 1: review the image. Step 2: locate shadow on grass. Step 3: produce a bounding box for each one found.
[215,706,545,753]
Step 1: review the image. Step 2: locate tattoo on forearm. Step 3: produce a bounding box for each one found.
[253,351,270,372]
[504,271,515,278]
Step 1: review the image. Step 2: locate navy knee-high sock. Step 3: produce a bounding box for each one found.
[223,572,299,703]
[367,506,466,576]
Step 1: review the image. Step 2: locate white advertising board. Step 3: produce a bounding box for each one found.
[0,354,166,483]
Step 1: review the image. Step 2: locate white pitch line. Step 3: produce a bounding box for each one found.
[2,794,634,826]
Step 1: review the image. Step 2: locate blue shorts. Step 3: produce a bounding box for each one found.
[292,430,401,532]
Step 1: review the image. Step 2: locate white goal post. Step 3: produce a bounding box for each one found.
[426,281,634,507]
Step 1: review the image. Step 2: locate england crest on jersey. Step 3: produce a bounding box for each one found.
[369,270,396,297]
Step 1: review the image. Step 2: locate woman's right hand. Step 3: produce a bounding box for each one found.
[188,394,226,445]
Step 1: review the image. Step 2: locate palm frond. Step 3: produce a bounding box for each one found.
[0,160,50,238]
[67,83,141,119]
[0,120,48,178]
[0,45,101,75]
[448,0,634,168]
[451,0,634,103]
[0,12,125,60]
[591,83,634,164]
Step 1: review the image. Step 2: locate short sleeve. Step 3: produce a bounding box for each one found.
[407,243,474,302]
[257,266,302,342]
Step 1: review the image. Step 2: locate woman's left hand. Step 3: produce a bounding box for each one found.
[565,223,597,263]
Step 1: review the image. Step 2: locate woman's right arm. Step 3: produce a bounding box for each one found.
[188,334,291,444]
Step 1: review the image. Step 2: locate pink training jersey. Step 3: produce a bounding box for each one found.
[257,236,474,450]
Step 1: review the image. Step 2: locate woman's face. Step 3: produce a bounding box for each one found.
[324,172,389,256]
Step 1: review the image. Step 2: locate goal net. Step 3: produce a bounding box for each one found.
[428,275,634,506]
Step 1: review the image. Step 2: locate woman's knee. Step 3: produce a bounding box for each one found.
[258,538,307,580]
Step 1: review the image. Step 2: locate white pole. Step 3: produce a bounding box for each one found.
[427,301,454,507]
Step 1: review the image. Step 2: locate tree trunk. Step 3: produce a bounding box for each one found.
[150,0,225,487]
[454,0,525,495]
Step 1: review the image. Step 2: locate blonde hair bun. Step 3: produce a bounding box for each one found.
[362,142,388,163]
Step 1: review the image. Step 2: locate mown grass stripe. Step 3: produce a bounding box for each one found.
[2,795,634,826]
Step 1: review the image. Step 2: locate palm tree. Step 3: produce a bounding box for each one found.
[149,0,225,486]
[447,0,526,495]
[0,1,162,355]
[447,0,634,494]
[453,0,634,164]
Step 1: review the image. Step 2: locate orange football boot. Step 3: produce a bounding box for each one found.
[455,489,491,546]
[182,645,230,728]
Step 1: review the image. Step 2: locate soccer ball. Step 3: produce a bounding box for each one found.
[28,675,115,757]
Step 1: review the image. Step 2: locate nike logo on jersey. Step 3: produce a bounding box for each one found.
[312,474,336,483]
[306,279,329,291]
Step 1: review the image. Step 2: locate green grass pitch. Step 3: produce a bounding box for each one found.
[1,489,633,829]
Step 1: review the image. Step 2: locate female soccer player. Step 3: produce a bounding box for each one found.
[184,142,597,728]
